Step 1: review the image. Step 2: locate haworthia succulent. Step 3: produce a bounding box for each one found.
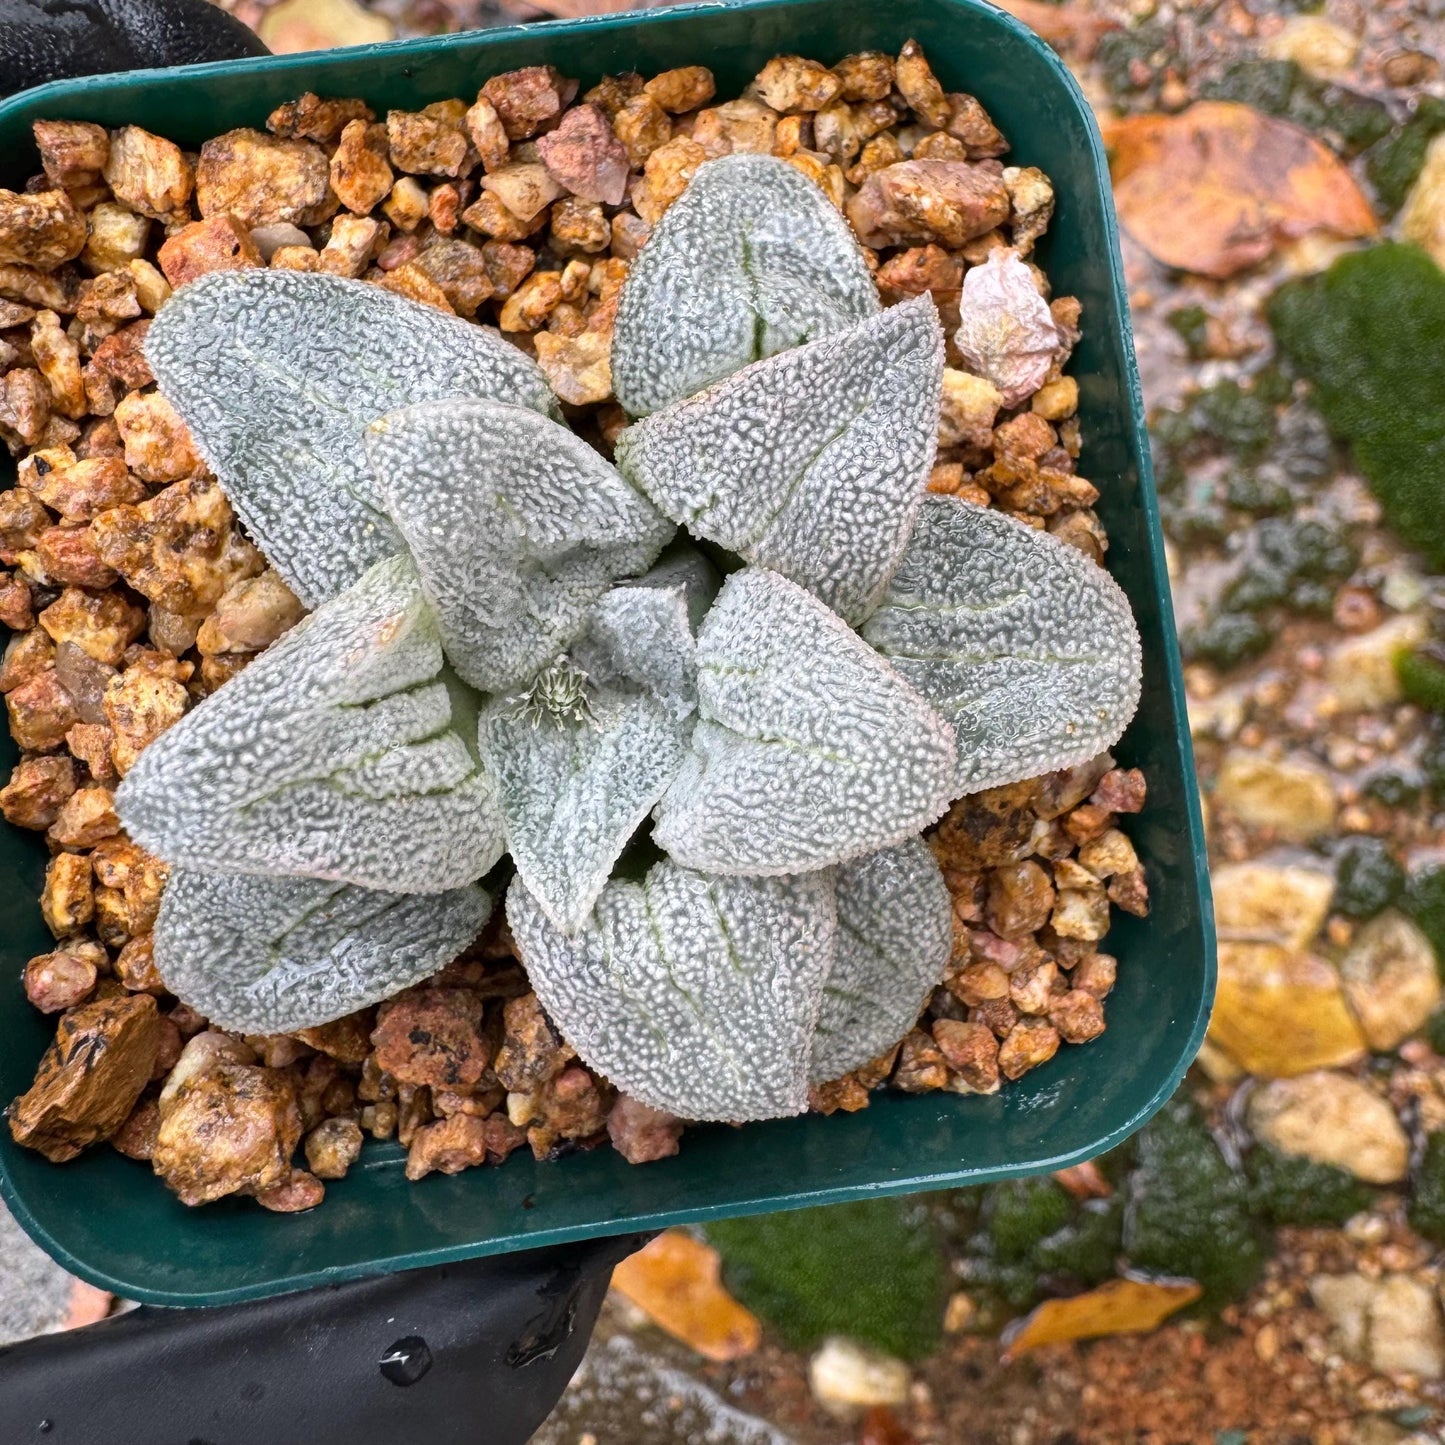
[507,860,837,1121]
[810,839,953,1084]
[611,153,880,417]
[652,568,957,875]
[478,685,689,935]
[144,269,559,608]
[616,297,944,624]
[571,550,721,717]
[116,555,505,893]
[365,400,675,694]
[155,869,492,1034]
[861,498,1143,799]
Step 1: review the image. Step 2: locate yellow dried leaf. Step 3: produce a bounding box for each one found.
[1106,101,1378,279]
[610,1231,762,1362]
[1002,1275,1201,1359]
[257,0,394,54]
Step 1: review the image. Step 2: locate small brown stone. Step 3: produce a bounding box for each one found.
[997,1018,1061,1080]
[33,120,110,189]
[255,1169,325,1213]
[47,784,120,848]
[329,120,393,215]
[930,779,1039,870]
[195,128,334,229]
[0,753,77,828]
[833,51,895,102]
[847,159,1010,249]
[613,94,673,168]
[386,102,471,178]
[10,993,161,1161]
[895,38,951,129]
[537,103,629,206]
[691,99,777,159]
[892,1027,949,1092]
[102,656,188,775]
[114,934,165,994]
[157,215,262,288]
[306,1117,364,1179]
[266,93,372,144]
[23,944,101,1013]
[932,1018,1000,1093]
[753,55,842,113]
[644,66,715,114]
[372,988,490,1089]
[111,1095,160,1160]
[0,188,88,269]
[480,66,573,141]
[1049,989,1106,1044]
[493,993,572,1092]
[607,1094,682,1164]
[986,860,1056,939]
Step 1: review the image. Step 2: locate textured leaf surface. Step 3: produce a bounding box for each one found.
[862,499,1142,799]
[116,555,504,892]
[611,153,879,417]
[811,838,953,1083]
[507,860,836,1121]
[478,685,689,935]
[144,269,558,608]
[155,868,492,1034]
[366,400,674,693]
[616,298,943,623]
[653,568,957,875]
[572,550,720,717]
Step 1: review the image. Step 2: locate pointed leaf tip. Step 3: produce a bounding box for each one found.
[116,554,505,893]
[612,152,880,417]
[155,869,492,1034]
[365,399,675,694]
[616,297,944,624]
[144,269,558,608]
[507,860,836,1122]
[653,567,957,876]
[811,838,953,1084]
[862,498,1143,799]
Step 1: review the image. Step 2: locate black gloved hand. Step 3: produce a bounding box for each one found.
[0,0,268,99]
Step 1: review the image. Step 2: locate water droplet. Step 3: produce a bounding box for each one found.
[379,1334,432,1386]
[37,1422,51,1435]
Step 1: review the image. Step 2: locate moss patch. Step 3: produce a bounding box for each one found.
[1408,1132,1445,1246]
[1268,244,1445,569]
[1404,865,1445,977]
[1366,96,1445,215]
[1398,648,1445,714]
[1246,1146,1371,1227]
[1332,836,1406,921]
[706,1199,949,1361]
[1122,1099,1269,1308]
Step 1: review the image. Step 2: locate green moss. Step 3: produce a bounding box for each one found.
[1426,1007,1445,1056]
[706,1199,948,1361]
[1422,722,1445,796]
[1333,836,1406,921]
[1268,245,1445,570]
[1202,59,1299,115]
[1225,471,1294,517]
[1122,1099,1269,1308]
[1192,380,1277,460]
[1096,21,1169,101]
[1221,518,1357,618]
[1403,865,1445,978]
[1032,1198,1123,1285]
[1366,96,1445,215]
[1362,768,1421,809]
[1408,1133,1445,1246]
[983,1177,1074,1261]
[1246,1146,1371,1226]
[1399,648,1445,714]
[1181,611,1272,670]
[1167,304,1211,359]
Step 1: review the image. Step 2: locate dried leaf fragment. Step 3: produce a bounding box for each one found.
[610,1232,762,1362]
[1002,1276,1202,1360]
[1107,101,1378,279]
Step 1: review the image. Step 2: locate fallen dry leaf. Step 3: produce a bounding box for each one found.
[1106,101,1378,278]
[64,1279,113,1329]
[1002,1275,1202,1360]
[1053,1160,1113,1201]
[610,1230,762,1362]
[257,0,394,53]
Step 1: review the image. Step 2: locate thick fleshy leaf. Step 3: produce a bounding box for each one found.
[144,269,559,608]
[155,869,492,1034]
[571,550,720,717]
[611,153,880,417]
[811,838,953,1084]
[116,554,504,893]
[365,400,674,693]
[616,297,944,624]
[478,686,689,935]
[861,498,1143,799]
[507,860,837,1121]
[652,568,957,875]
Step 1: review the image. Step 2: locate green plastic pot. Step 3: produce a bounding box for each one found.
[0,0,1214,1307]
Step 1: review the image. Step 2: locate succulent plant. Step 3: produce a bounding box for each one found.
[118,154,1143,1126]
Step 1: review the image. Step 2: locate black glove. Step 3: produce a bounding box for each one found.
[0,0,268,99]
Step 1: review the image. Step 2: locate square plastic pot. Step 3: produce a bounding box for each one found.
[0,0,1215,1306]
